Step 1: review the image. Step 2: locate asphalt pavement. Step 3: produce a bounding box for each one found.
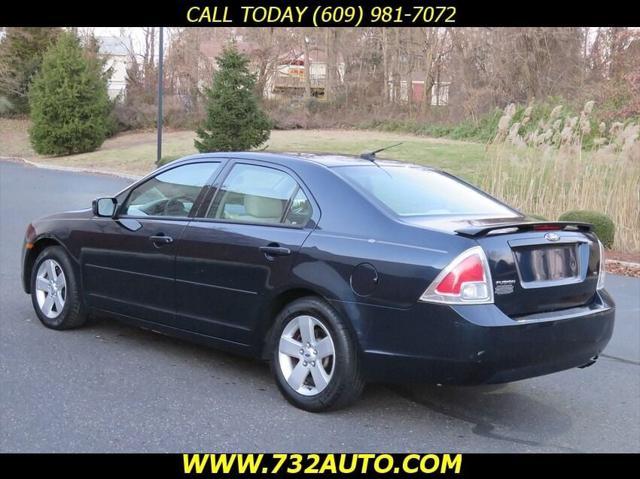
[1,159,638,452]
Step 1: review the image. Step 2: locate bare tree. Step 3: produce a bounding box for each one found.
[324,28,339,101]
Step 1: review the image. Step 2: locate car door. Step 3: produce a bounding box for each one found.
[174,161,319,344]
[82,161,223,325]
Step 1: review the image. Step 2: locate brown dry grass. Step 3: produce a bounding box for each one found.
[0,117,33,158]
[480,145,640,252]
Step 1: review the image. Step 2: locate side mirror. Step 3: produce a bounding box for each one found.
[92,197,117,218]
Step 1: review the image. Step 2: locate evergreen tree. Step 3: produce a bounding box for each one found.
[0,28,60,114]
[195,45,271,152]
[28,32,111,155]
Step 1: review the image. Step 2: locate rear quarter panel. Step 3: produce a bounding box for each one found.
[287,163,476,341]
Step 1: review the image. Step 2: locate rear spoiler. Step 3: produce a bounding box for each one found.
[455,221,593,238]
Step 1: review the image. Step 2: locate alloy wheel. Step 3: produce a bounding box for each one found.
[278,315,335,396]
[35,259,66,319]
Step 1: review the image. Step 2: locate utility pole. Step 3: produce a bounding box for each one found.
[156,27,164,164]
[303,34,312,99]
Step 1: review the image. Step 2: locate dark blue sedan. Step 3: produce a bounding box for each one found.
[21,152,615,411]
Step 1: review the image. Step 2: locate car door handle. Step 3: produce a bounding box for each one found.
[260,245,291,257]
[149,234,174,245]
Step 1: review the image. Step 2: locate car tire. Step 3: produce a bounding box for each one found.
[30,246,87,330]
[270,296,365,412]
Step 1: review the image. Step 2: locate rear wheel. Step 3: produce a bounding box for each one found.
[31,246,87,330]
[270,297,364,411]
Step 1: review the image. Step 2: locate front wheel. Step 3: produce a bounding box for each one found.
[270,297,364,411]
[31,246,87,330]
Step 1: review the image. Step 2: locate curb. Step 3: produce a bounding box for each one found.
[1,156,142,181]
[606,259,640,269]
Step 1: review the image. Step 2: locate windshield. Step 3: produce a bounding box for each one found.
[335,165,518,217]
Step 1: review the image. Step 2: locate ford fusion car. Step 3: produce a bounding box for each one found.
[22,152,615,411]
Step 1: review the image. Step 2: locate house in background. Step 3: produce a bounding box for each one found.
[196,30,346,100]
[388,71,451,106]
[97,36,132,99]
[266,48,345,100]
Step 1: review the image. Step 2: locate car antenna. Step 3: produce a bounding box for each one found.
[360,142,404,162]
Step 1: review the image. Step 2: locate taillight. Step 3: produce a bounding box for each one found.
[597,240,606,290]
[420,246,494,304]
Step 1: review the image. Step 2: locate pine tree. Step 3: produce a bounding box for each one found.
[0,27,61,114]
[28,32,111,155]
[195,45,271,152]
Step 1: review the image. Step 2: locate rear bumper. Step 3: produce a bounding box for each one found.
[351,290,615,384]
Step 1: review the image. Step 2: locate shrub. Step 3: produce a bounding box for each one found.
[113,94,205,132]
[266,99,308,130]
[28,32,111,155]
[354,108,502,143]
[194,45,271,152]
[0,96,13,114]
[558,210,615,248]
[112,98,157,131]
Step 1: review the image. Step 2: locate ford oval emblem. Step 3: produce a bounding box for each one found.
[545,232,561,242]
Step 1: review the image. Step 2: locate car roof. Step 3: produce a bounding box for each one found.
[168,151,423,169]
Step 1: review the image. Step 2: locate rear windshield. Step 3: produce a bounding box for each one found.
[335,165,518,217]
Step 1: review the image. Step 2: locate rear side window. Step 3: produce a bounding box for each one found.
[208,164,313,226]
[122,162,221,217]
[335,165,518,217]
[284,189,313,226]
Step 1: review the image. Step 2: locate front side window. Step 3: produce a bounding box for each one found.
[208,164,311,226]
[335,165,518,218]
[122,162,221,217]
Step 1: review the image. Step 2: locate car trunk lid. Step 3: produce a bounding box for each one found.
[469,225,600,317]
[404,216,601,317]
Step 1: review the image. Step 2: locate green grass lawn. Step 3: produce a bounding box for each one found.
[0,119,488,179]
[266,129,487,180]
